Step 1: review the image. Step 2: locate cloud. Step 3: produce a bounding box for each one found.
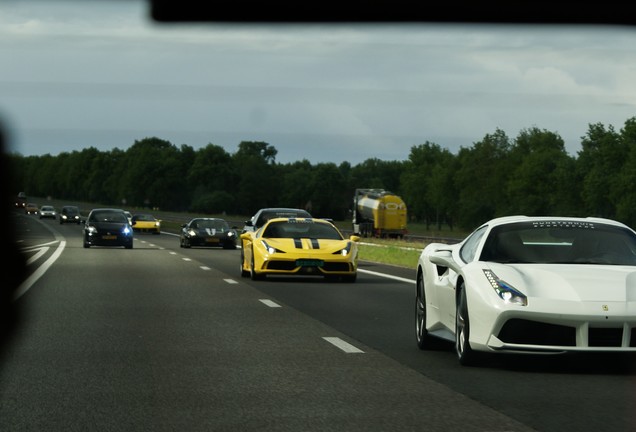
[1,1,636,164]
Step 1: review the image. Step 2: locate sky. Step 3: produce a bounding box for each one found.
[1,1,635,166]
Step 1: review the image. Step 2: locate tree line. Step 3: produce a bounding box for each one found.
[7,116,636,231]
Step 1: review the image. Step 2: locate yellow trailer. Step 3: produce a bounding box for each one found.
[352,188,407,238]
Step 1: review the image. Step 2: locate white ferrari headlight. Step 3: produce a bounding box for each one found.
[483,269,527,306]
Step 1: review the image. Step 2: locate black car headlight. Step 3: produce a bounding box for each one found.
[483,269,527,306]
[122,225,133,236]
[187,229,197,237]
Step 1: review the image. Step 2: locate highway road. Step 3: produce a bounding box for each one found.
[2,211,635,431]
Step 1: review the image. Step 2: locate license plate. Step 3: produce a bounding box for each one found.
[206,238,219,243]
[102,235,116,240]
[296,259,323,267]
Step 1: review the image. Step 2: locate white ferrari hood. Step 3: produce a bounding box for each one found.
[495,264,636,302]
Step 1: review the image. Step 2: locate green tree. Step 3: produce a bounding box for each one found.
[187,144,236,212]
[577,122,626,218]
[306,162,348,219]
[454,129,512,230]
[232,141,278,215]
[121,137,188,209]
[401,141,455,229]
[614,117,636,226]
[277,159,315,210]
[505,127,579,216]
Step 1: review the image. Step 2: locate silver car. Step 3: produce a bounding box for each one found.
[39,205,57,219]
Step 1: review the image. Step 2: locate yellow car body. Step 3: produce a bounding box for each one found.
[131,213,161,234]
[25,203,39,215]
[240,217,359,282]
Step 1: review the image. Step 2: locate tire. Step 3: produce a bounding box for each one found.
[455,283,478,366]
[415,270,432,349]
[250,254,264,280]
[83,237,90,248]
[239,249,250,278]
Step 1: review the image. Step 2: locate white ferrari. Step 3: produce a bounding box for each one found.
[415,215,636,366]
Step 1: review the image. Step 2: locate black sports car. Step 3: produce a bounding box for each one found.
[180,218,237,249]
[83,208,134,249]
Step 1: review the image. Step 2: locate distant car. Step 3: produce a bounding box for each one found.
[240,217,359,282]
[59,205,81,224]
[15,192,27,208]
[39,205,57,219]
[124,211,132,224]
[242,207,312,233]
[180,217,238,249]
[131,213,161,234]
[415,215,636,366]
[24,203,38,215]
[83,208,133,249]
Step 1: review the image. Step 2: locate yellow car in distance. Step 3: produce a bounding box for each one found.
[25,203,39,215]
[240,217,360,282]
[131,213,161,234]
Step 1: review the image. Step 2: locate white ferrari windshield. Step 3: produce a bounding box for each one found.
[480,221,636,265]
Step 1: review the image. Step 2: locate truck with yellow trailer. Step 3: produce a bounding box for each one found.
[352,188,407,238]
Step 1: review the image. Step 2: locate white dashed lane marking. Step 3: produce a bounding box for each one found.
[323,337,365,353]
[259,299,281,308]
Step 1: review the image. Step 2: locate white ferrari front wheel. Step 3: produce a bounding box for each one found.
[415,270,431,349]
[455,284,478,366]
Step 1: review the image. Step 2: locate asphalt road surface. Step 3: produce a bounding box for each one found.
[2,211,635,431]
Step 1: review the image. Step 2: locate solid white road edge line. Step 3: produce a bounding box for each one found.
[357,268,414,284]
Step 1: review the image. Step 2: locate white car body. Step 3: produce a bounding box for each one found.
[39,205,57,219]
[415,215,636,366]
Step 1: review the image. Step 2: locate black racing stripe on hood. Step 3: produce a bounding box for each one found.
[310,238,319,249]
[294,238,302,248]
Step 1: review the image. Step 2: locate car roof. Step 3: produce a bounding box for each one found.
[484,215,631,229]
[265,217,331,224]
[89,208,126,213]
[255,207,311,214]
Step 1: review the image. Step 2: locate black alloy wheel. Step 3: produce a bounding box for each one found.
[415,270,431,349]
